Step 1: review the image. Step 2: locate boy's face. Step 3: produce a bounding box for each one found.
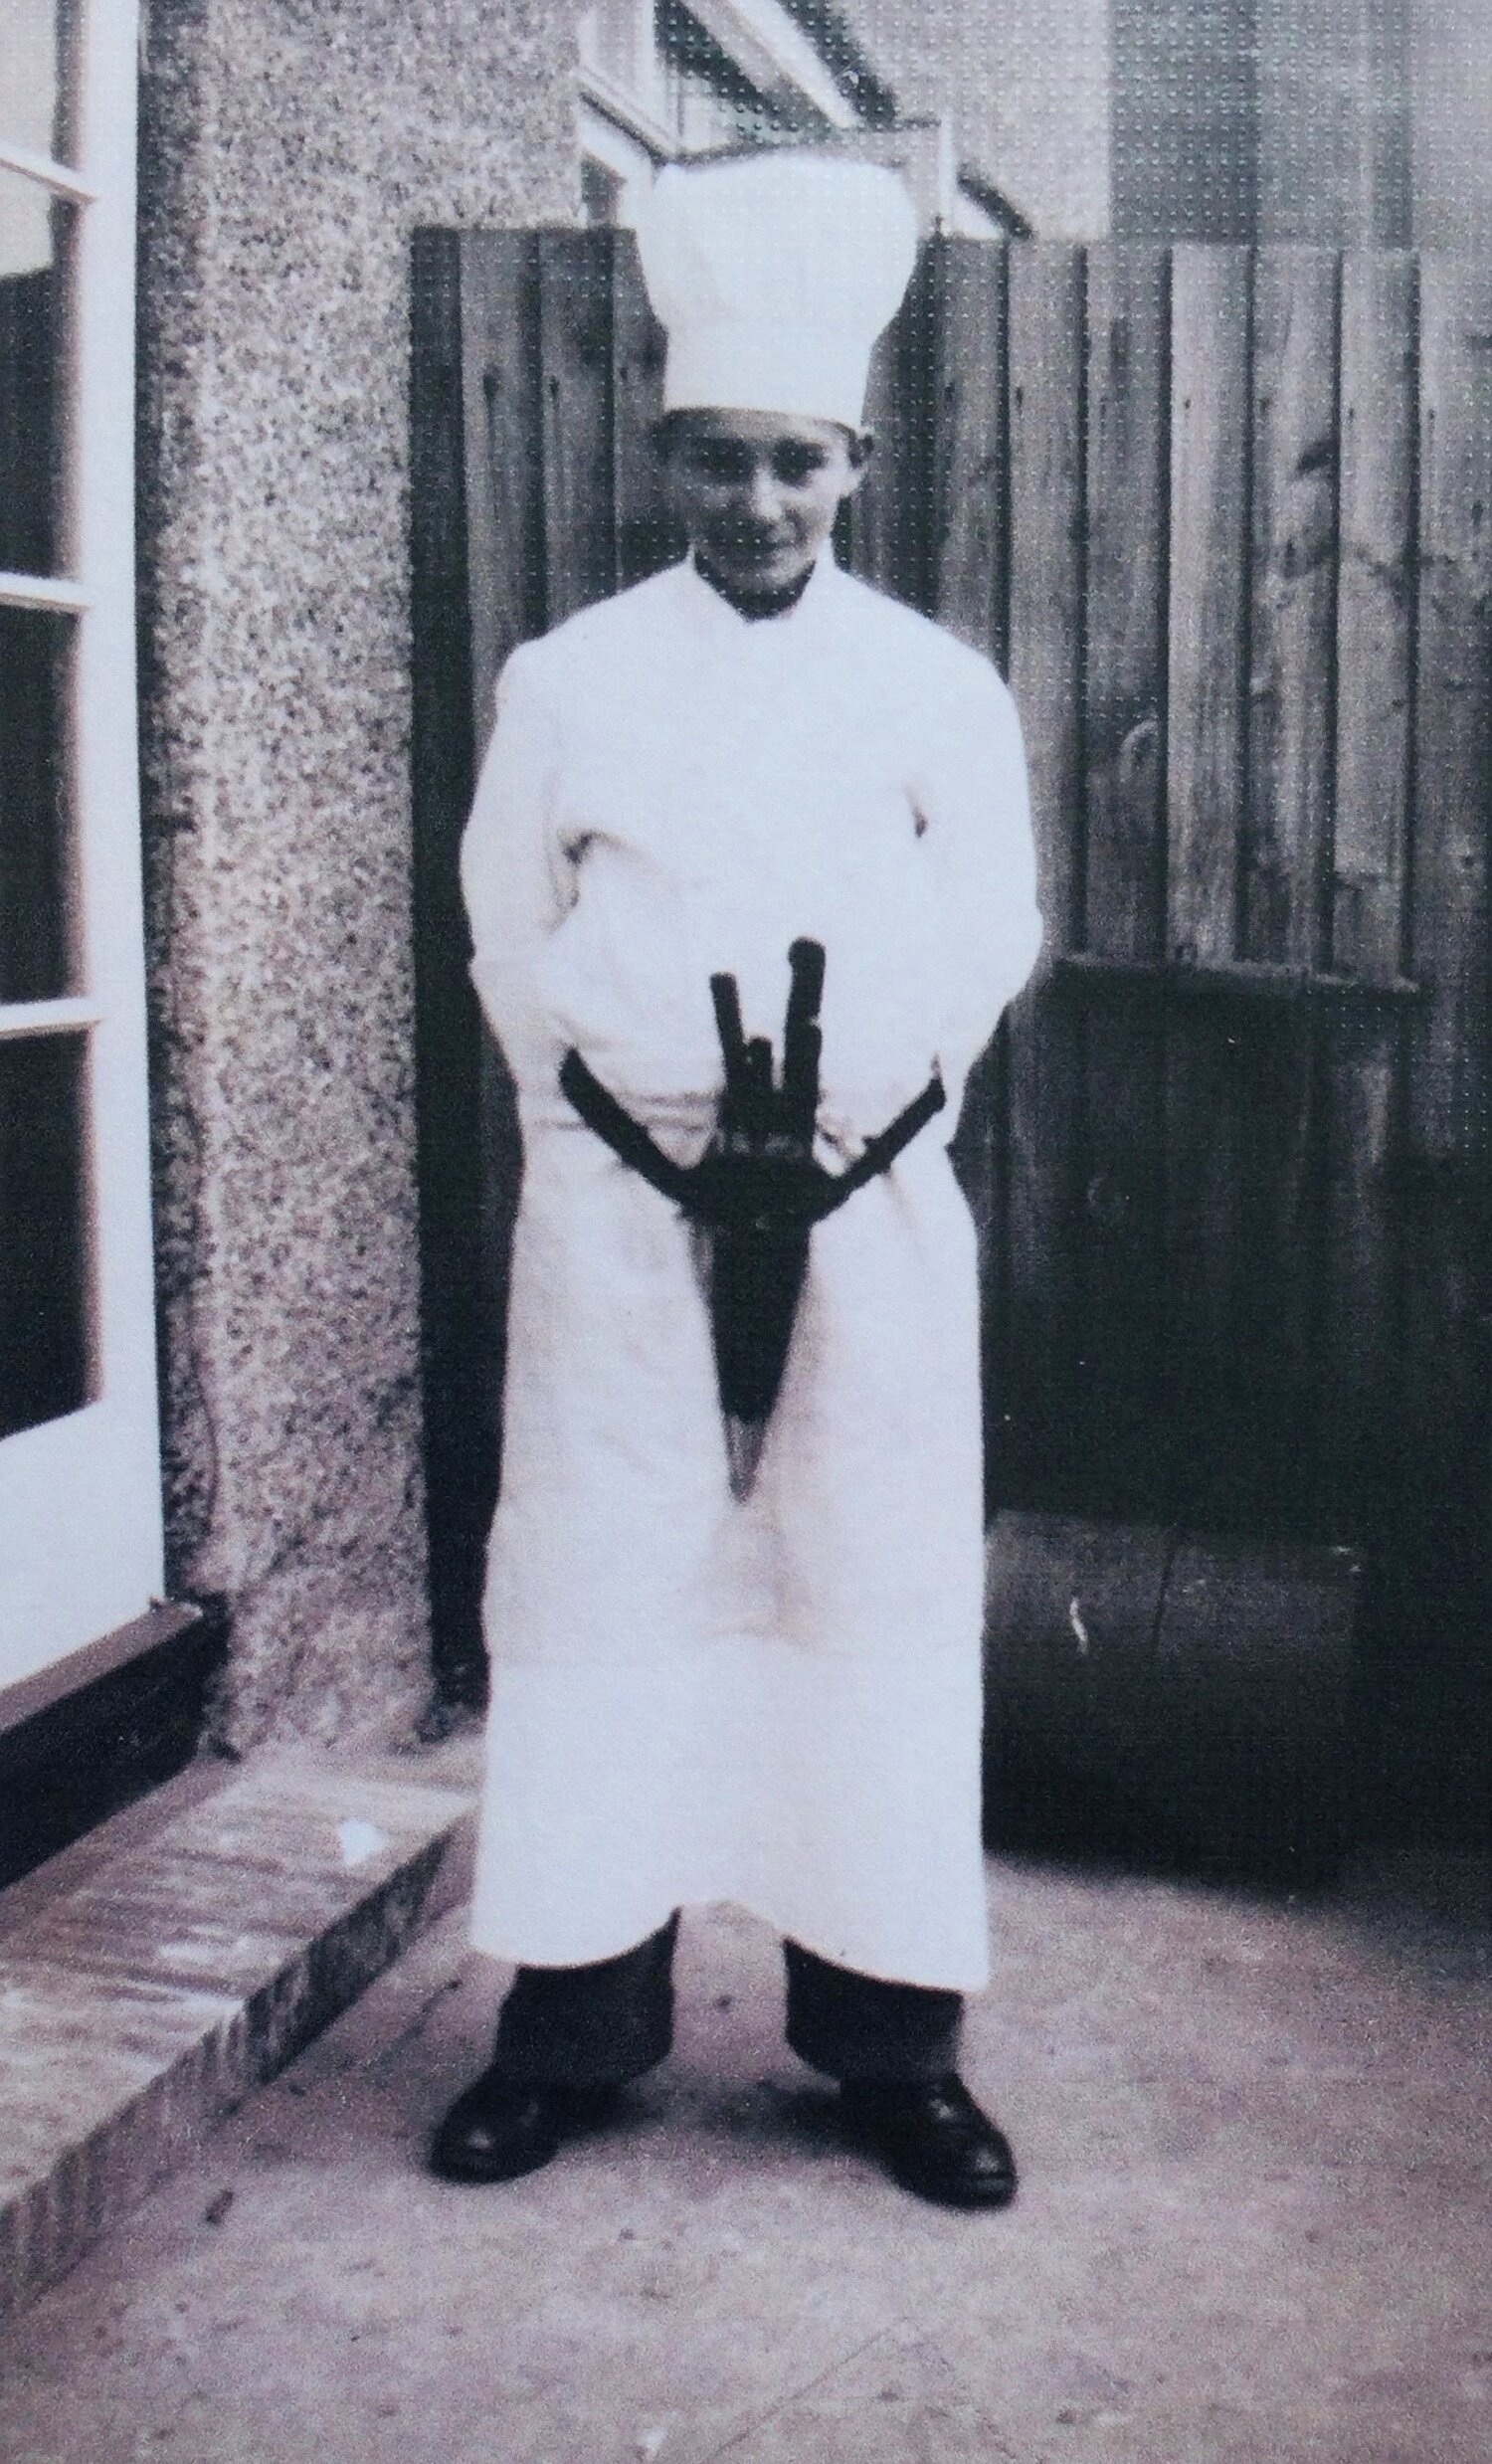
[660,410,871,600]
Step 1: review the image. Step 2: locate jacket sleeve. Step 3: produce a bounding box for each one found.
[917,659,1043,1110]
[459,646,576,1091]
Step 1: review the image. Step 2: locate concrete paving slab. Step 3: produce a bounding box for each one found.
[0,1852,1486,2463]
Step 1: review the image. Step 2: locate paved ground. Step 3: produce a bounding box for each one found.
[0,1851,1487,2464]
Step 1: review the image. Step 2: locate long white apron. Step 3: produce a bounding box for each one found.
[461,553,1041,1990]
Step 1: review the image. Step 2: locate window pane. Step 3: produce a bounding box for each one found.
[0,173,74,577]
[0,1032,91,1440]
[0,606,75,1002]
[0,0,77,163]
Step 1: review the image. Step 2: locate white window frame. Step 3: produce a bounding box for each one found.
[580,95,666,225]
[0,0,165,1693]
[682,0,857,129]
[579,0,862,225]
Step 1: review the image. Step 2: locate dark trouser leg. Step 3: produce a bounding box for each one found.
[489,1914,679,2087]
[782,1940,963,2083]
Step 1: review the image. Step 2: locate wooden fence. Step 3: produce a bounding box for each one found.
[410,231,1491,1718]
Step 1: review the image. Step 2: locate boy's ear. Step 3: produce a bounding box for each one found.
[841,427,874,497]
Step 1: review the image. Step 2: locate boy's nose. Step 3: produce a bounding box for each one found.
[744,464,781,521]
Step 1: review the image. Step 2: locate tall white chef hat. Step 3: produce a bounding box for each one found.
[636,150,918,431]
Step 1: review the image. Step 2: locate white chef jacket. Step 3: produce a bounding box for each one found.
[460,548,1041,1989]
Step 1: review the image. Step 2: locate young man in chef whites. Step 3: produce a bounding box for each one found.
[435,150,1042,2207]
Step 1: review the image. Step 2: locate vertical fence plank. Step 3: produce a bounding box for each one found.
[1400,256,1492,1740]
[1317,253,1417,1536]
[1334,254,1417,983]
[461,231,543,728]
[1007,247,1086,990]
[1085,248,1170,962]
[1168,245,1252,962]
[610,228,676,591]
[537,227,616,627]
[454,232,549,1688]
[931,240,1010,1288]
[1078,245,1171,1513]
[843,245,937,610]
[928,237,1009,665]
[409,230,540,1698]
[1163,246,1255,1521]
[409,227,481,1696]
[999,244,1086,1506]
[896,244,940,615]
[1407,257,1492,1142]
[843,291,897,595]
[1226,250,1342,1522]
[1247,249,1340,969]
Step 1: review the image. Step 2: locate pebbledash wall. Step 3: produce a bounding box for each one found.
[135,0,580,1750]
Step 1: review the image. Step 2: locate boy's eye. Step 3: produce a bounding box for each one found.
[686,443,753,482]
[771,448,826,484]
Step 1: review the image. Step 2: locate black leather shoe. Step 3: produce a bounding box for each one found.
[839,2074,1019,2209]
[429,2072,565,2184]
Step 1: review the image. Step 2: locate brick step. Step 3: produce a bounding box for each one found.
[0,1741,478,2321]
